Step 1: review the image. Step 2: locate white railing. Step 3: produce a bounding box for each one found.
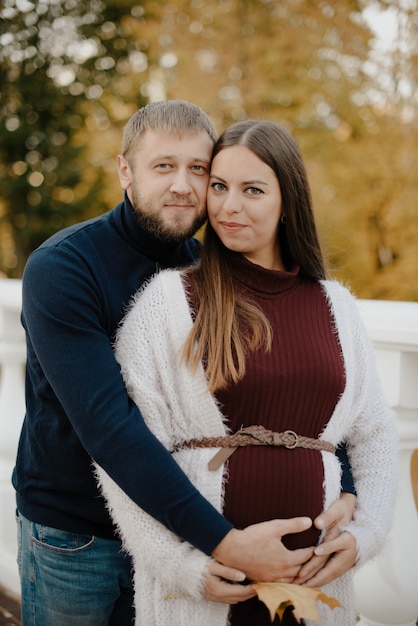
[0,279,25,595]
[0,278,417,625]
[352,299,418,626]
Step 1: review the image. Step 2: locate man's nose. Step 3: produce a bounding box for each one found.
[170,168,192,194]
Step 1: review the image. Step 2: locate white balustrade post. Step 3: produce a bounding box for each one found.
[0,278,25,595]
[354,301,418,626]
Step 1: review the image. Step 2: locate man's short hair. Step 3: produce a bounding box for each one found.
[122,100,217,160]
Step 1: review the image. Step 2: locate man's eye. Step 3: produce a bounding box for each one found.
[156,163,171,170]
[191,165,208,175]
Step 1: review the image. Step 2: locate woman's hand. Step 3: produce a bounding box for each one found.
[293,492,357,587]
[204,560,256,604]
[301,531,357,587]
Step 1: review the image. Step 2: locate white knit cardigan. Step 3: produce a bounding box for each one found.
[95,269,398,626]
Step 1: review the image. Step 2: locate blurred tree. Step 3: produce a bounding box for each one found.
[0,0,416,299]
[0,0,148,276]
[132,0,417,300]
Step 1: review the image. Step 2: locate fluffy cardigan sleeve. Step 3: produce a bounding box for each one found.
[320,281,399,568]
[95,269,228,599]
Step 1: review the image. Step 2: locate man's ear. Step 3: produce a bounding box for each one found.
[117,155,132,190]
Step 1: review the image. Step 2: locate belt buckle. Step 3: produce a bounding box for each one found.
[283,430,299,449]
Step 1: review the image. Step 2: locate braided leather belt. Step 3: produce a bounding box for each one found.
[175,425,336,471]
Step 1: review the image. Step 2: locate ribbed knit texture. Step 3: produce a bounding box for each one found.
[96,259,398,626]
[186,256,345,625]
[206,256,345,545]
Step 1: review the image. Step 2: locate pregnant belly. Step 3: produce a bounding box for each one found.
[222,446,324,550]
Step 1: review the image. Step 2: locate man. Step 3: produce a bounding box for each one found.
[13,100,355,625]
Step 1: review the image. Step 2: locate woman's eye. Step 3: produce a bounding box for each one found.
[211,182,227,192]
[246,186,263,195]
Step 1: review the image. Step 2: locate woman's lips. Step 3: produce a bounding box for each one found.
[219,221,246,233]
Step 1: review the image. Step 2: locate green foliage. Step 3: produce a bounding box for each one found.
[0,0,147,276]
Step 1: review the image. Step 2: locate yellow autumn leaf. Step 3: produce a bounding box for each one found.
[276,600,294,620]
[252,582,341,624]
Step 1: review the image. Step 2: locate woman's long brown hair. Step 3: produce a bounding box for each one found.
[183,120,327,393]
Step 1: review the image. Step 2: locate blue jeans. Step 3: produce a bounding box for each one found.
[16,510,134,626]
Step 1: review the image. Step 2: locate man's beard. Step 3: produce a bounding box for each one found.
[131,188,206,244]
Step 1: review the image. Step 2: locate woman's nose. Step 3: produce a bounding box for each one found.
[222,191,242,214]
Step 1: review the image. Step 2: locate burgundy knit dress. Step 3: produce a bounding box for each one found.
[186,252,345,625]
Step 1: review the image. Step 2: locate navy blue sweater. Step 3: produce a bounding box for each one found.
[13,196,232,554]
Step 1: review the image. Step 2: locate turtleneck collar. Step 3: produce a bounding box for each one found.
[113,193,191,263]
[226,250,301,296]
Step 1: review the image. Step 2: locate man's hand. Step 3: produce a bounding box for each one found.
[204,561,255,604]
[293,492,357,587]
[212,517,314,582]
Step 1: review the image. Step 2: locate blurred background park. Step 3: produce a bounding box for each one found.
[0,0,417,300]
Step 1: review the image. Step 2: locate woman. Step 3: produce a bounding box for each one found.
[96,120,398,625]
